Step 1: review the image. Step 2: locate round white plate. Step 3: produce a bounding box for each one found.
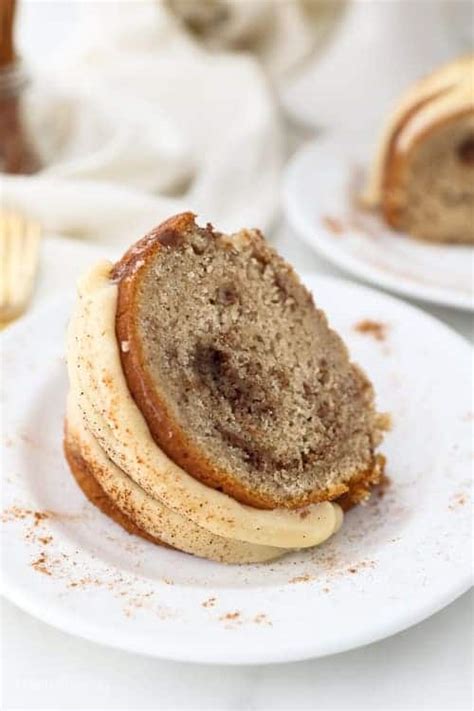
[283,137,474,311]
[1,276,472,664]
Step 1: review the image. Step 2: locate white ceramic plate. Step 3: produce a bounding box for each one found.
[283,137,474,311]
[1,276,472,664]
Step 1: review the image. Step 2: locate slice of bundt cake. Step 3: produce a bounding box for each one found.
[66,258,344,561]
[362,55,474,244]
[112,212,385,510]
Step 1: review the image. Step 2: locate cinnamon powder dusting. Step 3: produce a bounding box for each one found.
[253,613,272,626]
[346,560,376,575]
[38,535,53,545]
[289,573,314,584]
[449,493,468,510]
[220,611,240,621]
[217,610,273,628]
[2,504,177,620]
[1,506,40,523]
[322,215,345,236]
[31,553,52,576]
[354,319,388,341]
[202,597,217,608]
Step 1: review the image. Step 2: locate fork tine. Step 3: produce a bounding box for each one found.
[6,211,24,307]
[0,209,41,323]
[17,214,41,307]
[0,211,10,307]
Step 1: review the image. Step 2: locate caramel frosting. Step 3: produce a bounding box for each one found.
[66,262,343,561]
[65,397,287,563]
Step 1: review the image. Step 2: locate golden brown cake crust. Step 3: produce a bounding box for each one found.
[112,213,385,510]
[335,454,385,511]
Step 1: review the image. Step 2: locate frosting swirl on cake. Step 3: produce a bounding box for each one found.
[66,261,343,562]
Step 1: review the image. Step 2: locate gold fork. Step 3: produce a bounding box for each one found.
[0,209,41,326]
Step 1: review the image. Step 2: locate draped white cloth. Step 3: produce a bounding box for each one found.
[3,0,339,245]
[1,1,293,245]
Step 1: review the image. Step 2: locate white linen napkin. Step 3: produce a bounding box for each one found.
[1,1,286,246]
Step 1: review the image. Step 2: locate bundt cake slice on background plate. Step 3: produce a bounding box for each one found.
[362,55,474,244]
[65,213,387,564]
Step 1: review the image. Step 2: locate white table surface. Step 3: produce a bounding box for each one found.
[2,3,473,709]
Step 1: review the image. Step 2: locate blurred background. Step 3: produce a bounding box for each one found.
[2,0,473,243]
